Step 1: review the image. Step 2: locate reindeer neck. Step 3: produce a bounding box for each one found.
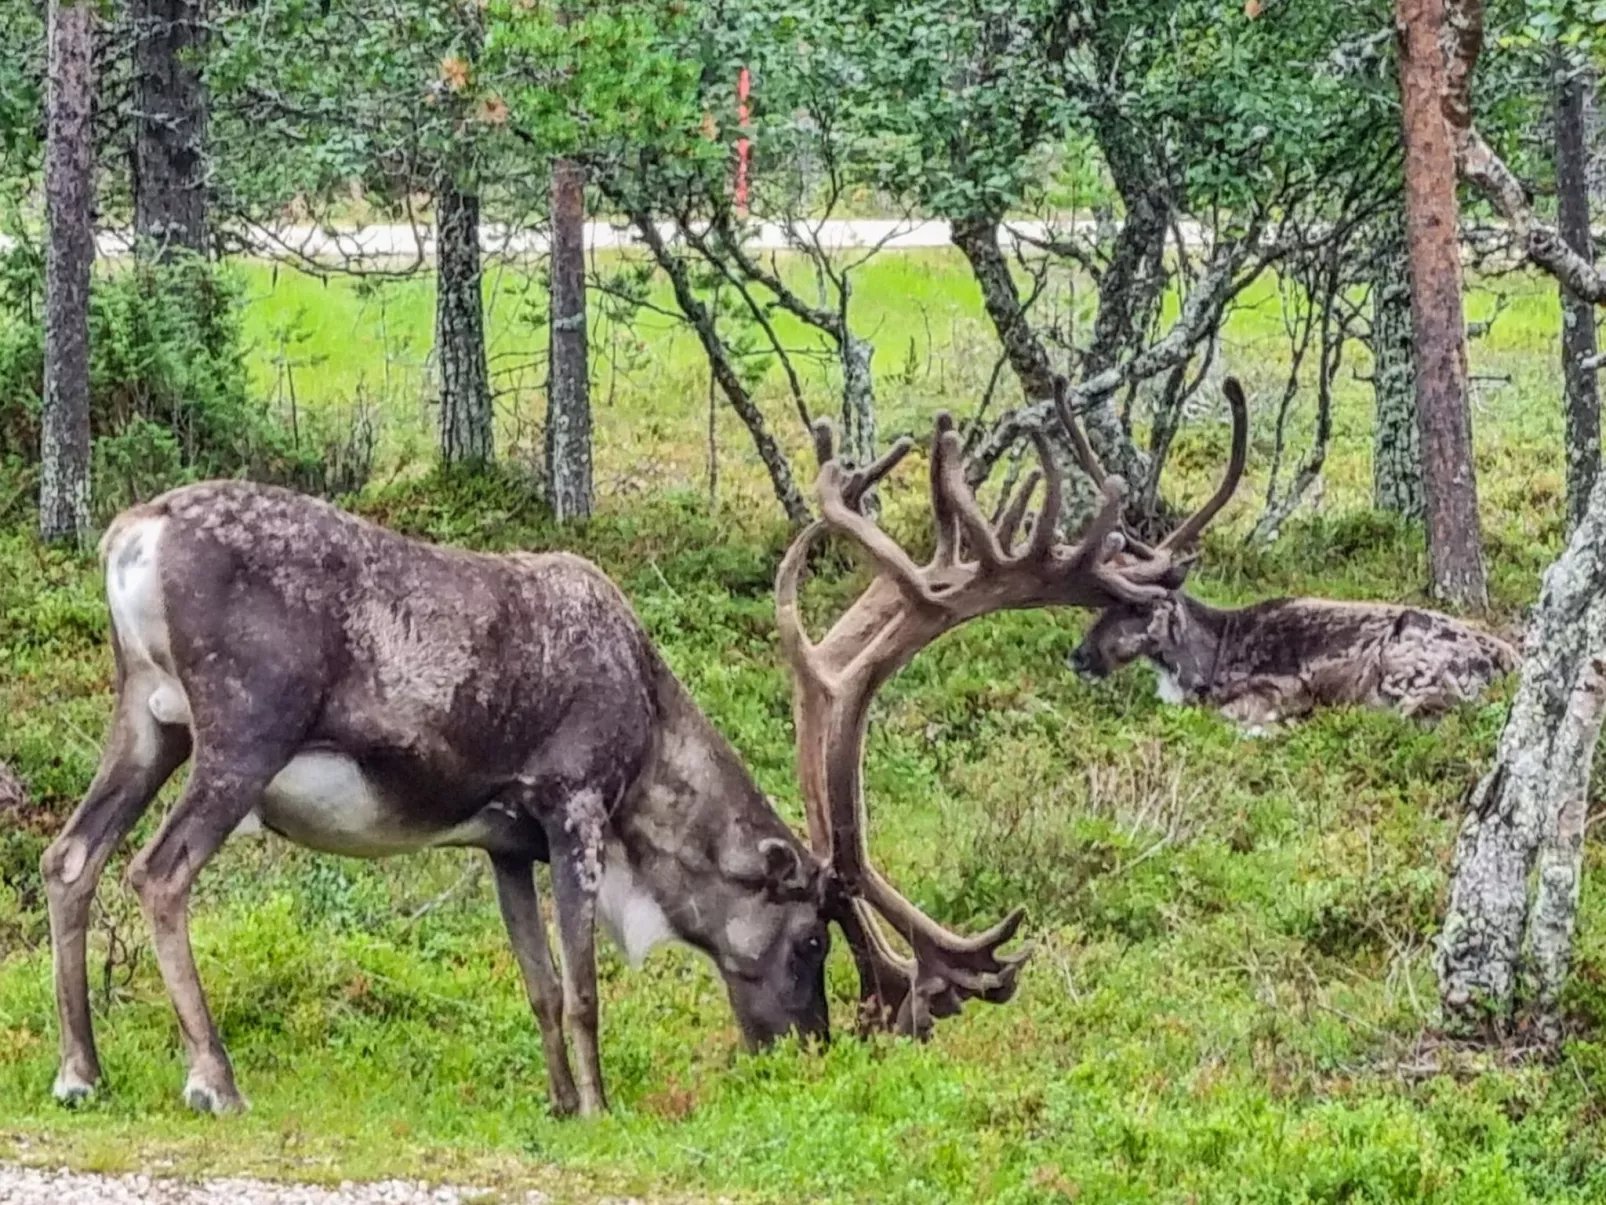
[1158,592,1231,694]
[611,657,805,957]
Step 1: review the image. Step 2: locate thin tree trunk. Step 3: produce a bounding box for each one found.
[1396,0,1488,609]
[132,0,206,257]
[1084,183,1168,385]
[839,334,876,470]
[633,213,810,525]
[1371,216,1425,519]
[546,157,591,521]
[1439,471,1606,1035]
[435,180,493,465]
[1557,62,1600,533]
[950,212,1133,521]
[39,0,94,544]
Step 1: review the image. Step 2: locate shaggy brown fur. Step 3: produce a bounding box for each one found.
[42,481,830,1119]
[1071,591,1519,729]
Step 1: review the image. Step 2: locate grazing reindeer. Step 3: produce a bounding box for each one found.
[42,405,1225,1118]
[1058,379,1519,728]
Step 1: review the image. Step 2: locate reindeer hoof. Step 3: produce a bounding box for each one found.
[183,1072,248,1116]
[52,1068,97,1107]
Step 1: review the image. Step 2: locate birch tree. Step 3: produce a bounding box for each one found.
[1436,0,1606,1036]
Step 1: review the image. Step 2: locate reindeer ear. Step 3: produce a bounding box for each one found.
[757,837,814,901]
[1159,552,1199,590]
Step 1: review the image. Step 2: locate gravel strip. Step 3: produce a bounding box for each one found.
[0,1166,553,1204]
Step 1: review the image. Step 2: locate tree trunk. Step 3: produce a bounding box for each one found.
[39,0,95,544]
[1557,62,1600,534]
[546,157,591,522]
[0,760,24,811]
[632,212,810,525]
[949,212,1131,520]
[1371,216,1425,519]
[1084,178,1169,386]
[1438,472,1606,1037]
[839,334,876,470]
[1396,0,1488,609]
[435,180,493,465]
[131,0,206,257]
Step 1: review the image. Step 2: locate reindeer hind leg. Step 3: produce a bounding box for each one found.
[43,688,191,1104]
[125,691,311,1116]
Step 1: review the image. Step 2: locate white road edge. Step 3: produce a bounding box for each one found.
[0,216,1211,266]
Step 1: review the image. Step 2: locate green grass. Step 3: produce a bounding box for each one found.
[0,252,1602,1202]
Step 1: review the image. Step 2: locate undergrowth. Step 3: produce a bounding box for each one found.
[0,258,1600,1202]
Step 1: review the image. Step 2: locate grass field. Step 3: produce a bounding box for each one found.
[1,250,1603,1203]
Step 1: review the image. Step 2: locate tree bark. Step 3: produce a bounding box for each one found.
[1395,0,1488,609]
[39,0,95,544]
[1438,472,1606,1036]
[1084,171,1169,386]
[839,334,876,470]
[1556,63,1600,533]
[1370,216,1425,520]
[132,0,206,257]
[546,157,592,521]
[435,180,493,466]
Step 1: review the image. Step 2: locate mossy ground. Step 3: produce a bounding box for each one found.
[0,253,1600,1202]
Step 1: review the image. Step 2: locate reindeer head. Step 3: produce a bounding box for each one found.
[717,836,833,1048]
[1064,377,1248,687]
[1069,595,1184,681]
[771,380,1248,1037]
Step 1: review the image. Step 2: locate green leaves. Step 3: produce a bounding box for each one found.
[206,0,522,218]
[484,1,706,164]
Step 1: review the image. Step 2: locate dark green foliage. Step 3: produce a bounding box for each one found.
[0,249,359,516]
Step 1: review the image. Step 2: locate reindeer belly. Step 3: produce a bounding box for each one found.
[258,750,503,857]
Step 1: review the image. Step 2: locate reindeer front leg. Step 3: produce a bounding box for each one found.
[543,799,607,1117]
[490,855,581,1117]
[1216,677,1309,734]
[514,713,648,1119]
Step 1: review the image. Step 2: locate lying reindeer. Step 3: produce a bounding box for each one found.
[1055,379,1518,727]
[42,404,1232,1118]
[1070,592,1519,728]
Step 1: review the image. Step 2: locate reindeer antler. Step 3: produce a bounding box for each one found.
[1051,374,1249,577]
[775,411,1199,1037]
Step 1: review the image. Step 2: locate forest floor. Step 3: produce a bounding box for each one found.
[0,251,1602,1202]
